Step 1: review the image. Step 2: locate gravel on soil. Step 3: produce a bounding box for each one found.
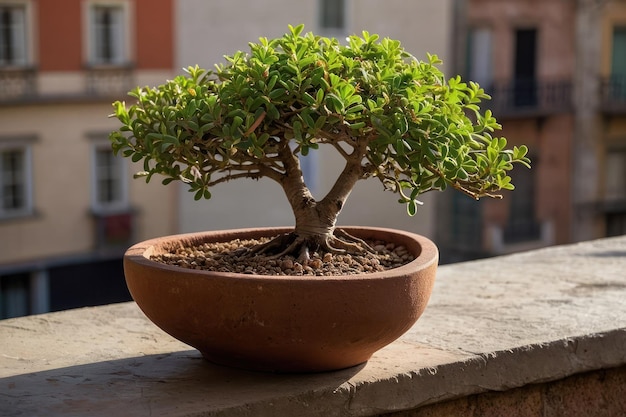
[151,236,415,276]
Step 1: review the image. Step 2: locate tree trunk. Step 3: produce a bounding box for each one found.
[260,139,368,259]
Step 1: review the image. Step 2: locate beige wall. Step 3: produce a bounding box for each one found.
[175,0,453,237]
[37,70,172,95]
[176,1,451,72]
[0,102,176,264]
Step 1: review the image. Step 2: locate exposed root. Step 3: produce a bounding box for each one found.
[324,236,365,254]
[334,229,375,252]
[247,233,295,256]
[245,228,375,263]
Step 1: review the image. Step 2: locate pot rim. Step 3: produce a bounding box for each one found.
[124,226,439,282]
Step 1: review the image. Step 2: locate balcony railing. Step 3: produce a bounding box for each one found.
[483,78,573,118]
[600,75,626,114]
[92,210,135,250]
[85,65,134,97]
[0,65,133,104]
[0,67,37,102]
[503,218,543,244]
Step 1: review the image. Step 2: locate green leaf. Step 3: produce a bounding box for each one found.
[316,89,324,105]
[349,121,366,130]
[314,116,327,130]
[301,111,315,129]
[289,23,305,37]
[268,88,287,99]
[232,116,244,132]
[327,94,345,113]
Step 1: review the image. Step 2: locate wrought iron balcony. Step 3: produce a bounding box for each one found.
[600,75,626,114]
[502,218,543,244]
[0,65,133,104]
[0,67,37,102]
[85,64,134,97]
[92,210,135,250]
[483,78,573,118]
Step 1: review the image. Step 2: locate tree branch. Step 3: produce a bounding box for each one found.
[206,171,265,187]
[317,131,370,218]
[275,136,317,213]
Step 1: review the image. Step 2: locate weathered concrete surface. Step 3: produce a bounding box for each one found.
[384,366,626,417]
[1,236,625,416]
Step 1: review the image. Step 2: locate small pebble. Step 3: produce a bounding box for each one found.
[309,259,323,269]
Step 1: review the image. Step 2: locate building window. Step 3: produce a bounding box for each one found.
[319,0,345,33]
[450,192,483,248]
[605,149,626,201]
[466,27,493,89]
[611,26,626,76]
[0,3,28,66]
[503,158,541,244]
[610,26,626,100]
[88,3,128,65]
[0,273,30,319]
[606,211,626,236]
[92,144,128,212]
[513,28,538,107]
[604,149,626,237]
[0,145,32,218]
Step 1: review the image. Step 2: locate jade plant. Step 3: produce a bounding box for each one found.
[109,24,530,260]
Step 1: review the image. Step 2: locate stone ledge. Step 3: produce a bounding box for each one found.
[383,366,626,417]
[1,236,625,416]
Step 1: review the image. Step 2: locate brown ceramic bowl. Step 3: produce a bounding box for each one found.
[123,226,438,372]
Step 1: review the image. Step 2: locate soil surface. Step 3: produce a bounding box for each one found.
[151,236,414,276]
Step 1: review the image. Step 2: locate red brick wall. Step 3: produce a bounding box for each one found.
[36,0,173,71]
[135,0,173,69]
[38,0,83,71]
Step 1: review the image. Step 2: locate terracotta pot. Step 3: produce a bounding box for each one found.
[123,226,438,372]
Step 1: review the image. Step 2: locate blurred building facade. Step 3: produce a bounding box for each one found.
[575,0,626,240]
[0,0,454,319]
[437,0,626,263]
[4,0,623,318]
[0,0,176,318]
[174,0,453,238]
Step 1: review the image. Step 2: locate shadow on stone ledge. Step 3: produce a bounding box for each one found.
[1,350,366,417]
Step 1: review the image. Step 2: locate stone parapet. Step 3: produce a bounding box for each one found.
[1,236,625,416]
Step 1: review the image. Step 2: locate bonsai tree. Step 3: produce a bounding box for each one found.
[110,24,530,261]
